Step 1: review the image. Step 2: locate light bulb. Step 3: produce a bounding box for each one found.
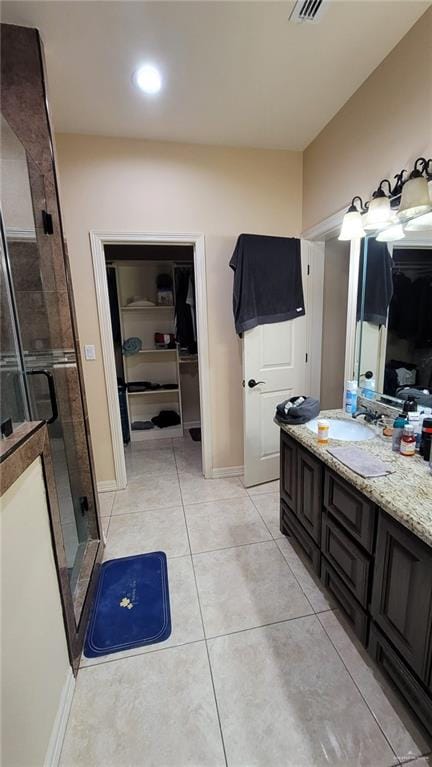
[134,64,162,94]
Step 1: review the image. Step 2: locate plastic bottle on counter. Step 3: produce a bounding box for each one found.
[345,380,358,415]
[360,371,376,400]
[400,424,416,457]
[392,414,407,452]
[420,417,432,462]
[317,419,330,445]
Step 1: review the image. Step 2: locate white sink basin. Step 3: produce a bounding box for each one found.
[306,418,376,442]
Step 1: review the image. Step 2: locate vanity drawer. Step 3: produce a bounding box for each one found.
[321,513,370,608]
[280,500,320,576]
[369,623,432,737]
[324,470,376,553]
[321,558,368,645]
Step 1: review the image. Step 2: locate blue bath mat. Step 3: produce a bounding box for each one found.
[84,552,171,658]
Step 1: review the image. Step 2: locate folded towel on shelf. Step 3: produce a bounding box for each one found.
[122,337,142,356]
[131,421,154,431]
[327,446,394,478]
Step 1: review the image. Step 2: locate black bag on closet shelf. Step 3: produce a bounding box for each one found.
[275,396,320,425]
[151,410,181,428]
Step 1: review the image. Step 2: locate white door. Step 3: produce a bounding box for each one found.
[243,242,311,487]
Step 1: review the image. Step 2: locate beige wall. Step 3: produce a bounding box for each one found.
[303,8,432,230]
[55,135,302,481]
[1,458,71,766]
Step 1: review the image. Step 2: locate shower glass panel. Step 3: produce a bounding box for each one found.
[0,231,28,429]
[0,114,98,615]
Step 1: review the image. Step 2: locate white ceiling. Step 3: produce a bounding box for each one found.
[1,0,429,150]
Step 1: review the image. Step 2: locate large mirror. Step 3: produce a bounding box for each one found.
[355,232,432,408]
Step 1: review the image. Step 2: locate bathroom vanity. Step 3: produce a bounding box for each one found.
[278,411,432,736]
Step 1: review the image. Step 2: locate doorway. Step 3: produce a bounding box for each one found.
[90,232,211,489]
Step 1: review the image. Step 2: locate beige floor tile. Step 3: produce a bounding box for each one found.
[125,445,177,480]
[104,507,189,560]
[98,491,115,517]
[319,610,431,762]
[208,617,396,767]
[61,643,225,767]
[81,555,204,667]
[193,541,312,637]
[174,447,203,475]
[277,536,335,612]
[184,496,271,553]
[250,492,281,538]
[406,757,432,766]
[112,474,182,514]
[129,437,174,450]
[246,479,280,495]
[179,472,247,505]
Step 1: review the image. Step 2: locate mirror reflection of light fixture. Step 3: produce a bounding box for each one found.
[426,158,432,202]
[376,223,405,242]
[338,196,366,241]
[404,211,432,232]
[363,180,392,230]
[398,158,432,221]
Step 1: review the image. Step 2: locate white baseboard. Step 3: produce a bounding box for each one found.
[210,465,244,479]
[44,668,75,767]
[97,480,118,493]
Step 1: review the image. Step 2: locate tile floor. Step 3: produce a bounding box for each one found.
[60,436,431,766]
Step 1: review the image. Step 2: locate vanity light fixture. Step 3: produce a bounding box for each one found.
[340,158,432,240]
[338,196,366,241]
[376,223,405,243]
[363,180,393,230]
[426,158,432,202]
[134,64,162,95]
[404,211,432,232]
[398,158,431,221]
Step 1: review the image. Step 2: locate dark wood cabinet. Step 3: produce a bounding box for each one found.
[369,624,432,736]
[280,500,321,575]
[280,432,297,511]
[321,513,370,608]
[371,513,432,681]
[296,447,323,544]
[321,559,368,644]
[324,470,376,553]
[278,426,432,736]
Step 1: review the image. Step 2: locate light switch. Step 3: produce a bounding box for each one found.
[84,344,96,361]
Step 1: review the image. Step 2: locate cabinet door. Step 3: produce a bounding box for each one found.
[296,446,323,544]
[280,432,297,512]
[371,512,432,681]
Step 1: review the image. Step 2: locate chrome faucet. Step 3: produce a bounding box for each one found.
[352,407,380,424]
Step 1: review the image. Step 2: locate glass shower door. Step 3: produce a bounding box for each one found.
[1,114,100,620]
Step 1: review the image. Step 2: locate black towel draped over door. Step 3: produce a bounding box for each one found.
[229,234,305,336]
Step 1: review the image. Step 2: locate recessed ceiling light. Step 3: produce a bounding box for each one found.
[134,64,162,95]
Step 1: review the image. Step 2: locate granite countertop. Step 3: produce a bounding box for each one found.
[278,409,432,548]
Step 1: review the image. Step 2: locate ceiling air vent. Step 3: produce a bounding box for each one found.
[289,0,327,23]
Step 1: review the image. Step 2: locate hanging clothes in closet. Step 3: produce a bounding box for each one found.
[175,266,197,354]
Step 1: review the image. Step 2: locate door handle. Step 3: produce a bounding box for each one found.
[27,370,59,424]
[248,379,266,389]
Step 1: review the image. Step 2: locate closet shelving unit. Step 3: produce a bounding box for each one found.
[117,263,184,442]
